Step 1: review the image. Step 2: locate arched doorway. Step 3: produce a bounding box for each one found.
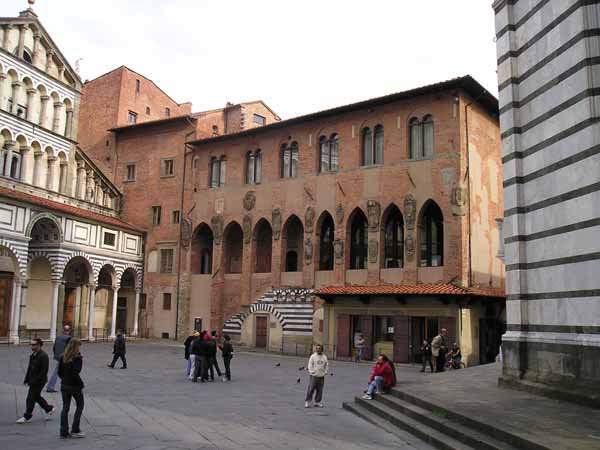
[96,265,116,336]
[62,257,91,333]
[191,224,214,274]
[0,246,19,339]
[253,219,273,273]
[282,215,304,272]
[118,269,137,333]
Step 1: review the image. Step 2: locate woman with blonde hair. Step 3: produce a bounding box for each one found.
[57,338,85,439]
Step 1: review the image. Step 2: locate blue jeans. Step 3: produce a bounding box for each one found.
[186,358,192,375]
[46,359,60,391]
[367,376,384,395]
[355,348,364,362]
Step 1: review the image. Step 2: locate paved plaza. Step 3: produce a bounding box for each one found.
[0,341,434,450]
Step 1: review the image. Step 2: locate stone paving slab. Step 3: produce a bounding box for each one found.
[0,341,434,450]
[394,362,600,450]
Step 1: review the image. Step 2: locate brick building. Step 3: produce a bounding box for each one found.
[184,76,505,366]
[0,7,144,344]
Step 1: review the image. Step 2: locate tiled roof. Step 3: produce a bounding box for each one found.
[0,186,144,234]
[314,284,505,298]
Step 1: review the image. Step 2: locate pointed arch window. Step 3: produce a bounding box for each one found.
[419,202,444,267]
[410,115,434,159]
[350,212,368,269]
[383,206,404,268]
[319,214,334,270]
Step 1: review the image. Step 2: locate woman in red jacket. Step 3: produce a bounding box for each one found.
[362,355,394,400]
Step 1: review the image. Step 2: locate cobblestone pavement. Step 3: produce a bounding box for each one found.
[0,341,434,450]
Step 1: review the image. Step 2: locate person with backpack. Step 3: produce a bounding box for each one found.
[46,325,71,392]
[108,330,127,369]
[361,354,394,400]
[221,334,234,381]
[58,338,85,439]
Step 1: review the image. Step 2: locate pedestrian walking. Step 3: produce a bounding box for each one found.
[354,334,365,362]
[419,339,434,373]
[431,328,448,373]
[221,334,234,382]
[304,344,328,408]
[46,325,71,392]
[361,355,394,400]
[186,331,199,379]
[17,338,55,423]
[207,331,222,380]
[58,338,85,439]
[108,330,127,369]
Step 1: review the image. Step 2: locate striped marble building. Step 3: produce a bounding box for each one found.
[494,0,600,392]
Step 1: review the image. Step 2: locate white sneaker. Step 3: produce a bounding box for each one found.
[361,394,372,400]
[314,402,324,408]
[71,431,86,439]
[304,401,311,408]
[222,376,227,382]
[16,416,31,424]
[45,406,55,420]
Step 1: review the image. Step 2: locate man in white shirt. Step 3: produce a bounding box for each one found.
[305,344,328,408]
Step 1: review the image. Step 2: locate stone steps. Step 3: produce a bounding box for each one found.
[344,388,551,450]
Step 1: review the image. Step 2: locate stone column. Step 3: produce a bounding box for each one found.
[46,156,56,190]
[11,81,22,114]
[45,49,54,73]
[103,189,111,208]
[3,140,15,176]
[26,88,36,122]
[73,286,82,329]
[32,32,42,66]
[58,160,68,193]
[85,171,95,201]
[49,280,61,341]
[133,288,141,337]
[76,162,86,199]
[32,150,43,186]
[9,280,22,344]
[52,101,62,133]
[57,66,65,82]
[19,145,30,183]
[17,24,28,59]
[110,286,118,338]
[0,73,6,110]
[2,24,12,51]
[65,108,74,138]
[39,95,50,127]
[88,284,96,341]
[96,183,103,206]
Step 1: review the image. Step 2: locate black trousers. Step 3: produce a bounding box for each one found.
[421,354,434,372]
[223,355,232,380]
[24,384,53,419]
[436,353,446,372]
[193,355,208,381]
[110,353,127,368]
[60,389,84,436]
[208,355,222,379]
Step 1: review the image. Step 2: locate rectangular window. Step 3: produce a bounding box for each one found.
[165,107,171,117]
[127,111,137,124]
[135,79,140,94]
[253,113,266,125]
[103,231,116,246]
[172,210,180,224]
[162,293,172,310]
[152,206,161,225]
[161,159,175,177]
[160,249,174,273]
[210,158,226,188]
[125,164,136,181]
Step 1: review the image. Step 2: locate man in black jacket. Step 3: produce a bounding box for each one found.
[191,331,210,382]
[17,338,55,423]
[108,331,127,369]
[208,331,222,381]
[221,334,234,381]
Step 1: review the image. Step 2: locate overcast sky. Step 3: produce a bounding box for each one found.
[5,0,499,119]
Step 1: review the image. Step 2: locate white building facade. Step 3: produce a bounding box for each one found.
[494,0,600,393]
[0,7,145,343]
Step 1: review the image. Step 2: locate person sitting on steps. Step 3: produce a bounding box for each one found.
[362,354,395,400]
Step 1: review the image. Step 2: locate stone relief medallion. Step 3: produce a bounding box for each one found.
[305,206,315,234]
[335,204,345,225]
[211,215,224,244]
[272,208,282,240]
[405,234,415,259]
[404,194,416,230]
[243,191,256,211]
[304,238,313,265]
[451,185,467,216]
[214,198,225,215]
[334,239,344,264]
[368,239,379,264]
[243,214,253,244]
[367,200,381,231]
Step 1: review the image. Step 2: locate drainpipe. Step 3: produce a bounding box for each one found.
[174,117,197,340]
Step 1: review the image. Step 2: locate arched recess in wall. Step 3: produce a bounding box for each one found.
[253,219,272,274]
[223,222,244,274]
[282,215,304,272]
[191,223,214,275]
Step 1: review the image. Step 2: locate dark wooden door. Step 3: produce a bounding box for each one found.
[0,273,13,337]
[393,316,410,363]
[255,316,268,348]
[62,287,76,328]
[336,314,351,357]
[361,315,374,360]
[116,297,128,332]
